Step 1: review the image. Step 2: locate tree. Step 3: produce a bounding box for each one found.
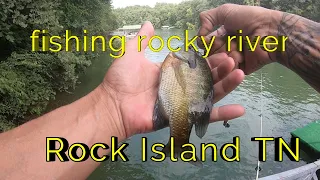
[0,0,118,131]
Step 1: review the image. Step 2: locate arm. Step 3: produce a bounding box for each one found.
[271,12,320,92]
[0,85,124,179]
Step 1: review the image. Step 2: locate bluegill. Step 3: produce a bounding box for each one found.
[152,45,214,167]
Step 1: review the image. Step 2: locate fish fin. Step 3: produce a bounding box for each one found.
[195,113,210,139]
[172,63,187,93]
[156,139,182,158]
[193,91,213,139]
[156,142,171,159]
[157,140,203,168]
[181,144,203,168]
[152,98,169,131]
[188,156,203,168]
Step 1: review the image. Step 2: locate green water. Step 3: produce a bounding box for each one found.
[48,29,320,179]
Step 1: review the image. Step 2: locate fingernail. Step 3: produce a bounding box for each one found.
[211,31,218,36]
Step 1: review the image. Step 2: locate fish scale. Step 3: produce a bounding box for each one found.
[161,66,190,141]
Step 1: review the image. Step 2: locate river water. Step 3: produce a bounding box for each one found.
[48,29,320,179]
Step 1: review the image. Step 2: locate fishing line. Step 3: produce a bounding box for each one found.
[255,72,264,180]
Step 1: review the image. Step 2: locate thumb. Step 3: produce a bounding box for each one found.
[128,21,155,52]
[198,4,236,36]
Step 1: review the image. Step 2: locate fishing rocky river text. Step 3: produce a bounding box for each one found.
[30,30,289,58]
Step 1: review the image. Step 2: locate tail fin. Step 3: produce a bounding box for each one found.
[156,140,203,168]
[182,144,203,168]
[189,156,203,168]
[155,142,171,158]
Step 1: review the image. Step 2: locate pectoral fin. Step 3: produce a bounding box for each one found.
[192,90,214,139]
[195,120,209,139]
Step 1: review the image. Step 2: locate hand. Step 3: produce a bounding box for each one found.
[101,21,245,139]
[198,4,282,75]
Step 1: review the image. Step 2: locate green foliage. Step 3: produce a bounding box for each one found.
[114,0,212,30]
[115,0,319,31]
[261,0,320,21]
[0,51,91,124]
[0,119,15,133]
[0,0,117,131]
[113,0,254,30]
[59,0,118,33]
[0,0,61,48]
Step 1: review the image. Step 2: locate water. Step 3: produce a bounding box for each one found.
[48,29,320,179]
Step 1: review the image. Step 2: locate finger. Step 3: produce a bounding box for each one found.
[198,4,236,36]
[206,52,228,69]
[204,35,239,58]
[228,51,244,69]
[213,69,245,103]
[207,26,228,52]
[198,25,227,50]
[198,8,223,37]
[198,26,227,49]
[240,32,270,75]
[215,36,237,54]
[127,21,155,52]
[210,104,245,123]
[211,57,235,84]
[197,7,225,49]
[211,25,227,37]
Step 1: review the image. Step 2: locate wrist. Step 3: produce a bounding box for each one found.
[266,9,287,64]
[88,84,127,142]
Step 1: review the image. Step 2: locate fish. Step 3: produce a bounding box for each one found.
[152,44,214,167]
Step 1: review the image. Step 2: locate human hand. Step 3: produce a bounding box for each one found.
[198,4,283,75]
[100,21,245,139]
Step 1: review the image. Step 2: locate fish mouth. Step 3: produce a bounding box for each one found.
[172,45,200,69]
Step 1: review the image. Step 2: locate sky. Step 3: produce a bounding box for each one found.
[112,0,184,8]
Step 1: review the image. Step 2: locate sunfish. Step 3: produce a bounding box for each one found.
[152,45,214,167]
